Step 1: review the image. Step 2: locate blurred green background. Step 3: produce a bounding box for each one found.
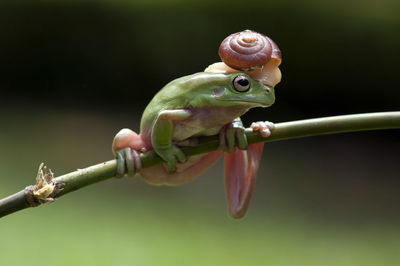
[0,0,399,265]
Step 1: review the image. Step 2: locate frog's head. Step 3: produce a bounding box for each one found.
[164,72,275,111]
[185,72,275,109]
[210,72,275,108]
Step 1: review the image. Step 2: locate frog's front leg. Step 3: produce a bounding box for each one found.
[151,109,191,173]
[222,119,275,218]
[112,109,191,177]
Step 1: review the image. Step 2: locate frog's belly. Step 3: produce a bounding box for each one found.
[172,113,229,141]
[173,123,222,141]
[171,105,249,141]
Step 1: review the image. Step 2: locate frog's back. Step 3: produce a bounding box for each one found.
[139,75,192,136]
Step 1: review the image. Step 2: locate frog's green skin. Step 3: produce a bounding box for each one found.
[112,72,275,218]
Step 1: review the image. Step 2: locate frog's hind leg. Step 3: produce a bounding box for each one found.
[224,143,264,219]
[140,151,222,186]
[112,128,222,184]
[224,120,274,218]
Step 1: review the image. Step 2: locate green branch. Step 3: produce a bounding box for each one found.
[1,112,399,218]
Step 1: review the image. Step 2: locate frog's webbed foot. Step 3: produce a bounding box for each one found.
[112,128,146,178]
[250,121,275,137]
[219,118,248,153]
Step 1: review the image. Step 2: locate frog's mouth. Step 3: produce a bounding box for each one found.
[215,99,273,107]
[211,86,274,107]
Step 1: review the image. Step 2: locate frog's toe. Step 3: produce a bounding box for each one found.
[161,153,178,174]
[225,127,237,152]
[236,127,248,150]
[218,127,233,153]
[265,121,275,130]
[115,147,142,177]
[166,159,177,174]
[116,149,126,177]
[173,146,187,164]
[251,121,275,138]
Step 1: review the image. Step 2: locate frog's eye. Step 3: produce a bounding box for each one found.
[233,75,250,92]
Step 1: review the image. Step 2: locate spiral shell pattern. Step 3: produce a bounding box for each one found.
[218,30,281,70]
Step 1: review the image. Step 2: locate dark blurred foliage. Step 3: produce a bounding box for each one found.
[0,0,399,120]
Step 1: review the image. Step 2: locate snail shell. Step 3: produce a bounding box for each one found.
[205,30,282,87]
[218,30,281,70]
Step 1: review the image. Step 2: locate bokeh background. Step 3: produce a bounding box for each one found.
[0,0,399,265]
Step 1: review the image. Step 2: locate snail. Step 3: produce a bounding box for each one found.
[205,30,282,87]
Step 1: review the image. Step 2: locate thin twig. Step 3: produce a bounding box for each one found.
[0,112,399,218]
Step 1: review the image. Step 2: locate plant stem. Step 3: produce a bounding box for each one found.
[0,111,399,218]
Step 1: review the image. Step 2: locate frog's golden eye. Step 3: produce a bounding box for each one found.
[233,75,250,92]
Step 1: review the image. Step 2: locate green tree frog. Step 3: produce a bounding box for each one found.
[112,72,275,218]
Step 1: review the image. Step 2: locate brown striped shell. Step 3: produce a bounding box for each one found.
[218,30,281,70]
